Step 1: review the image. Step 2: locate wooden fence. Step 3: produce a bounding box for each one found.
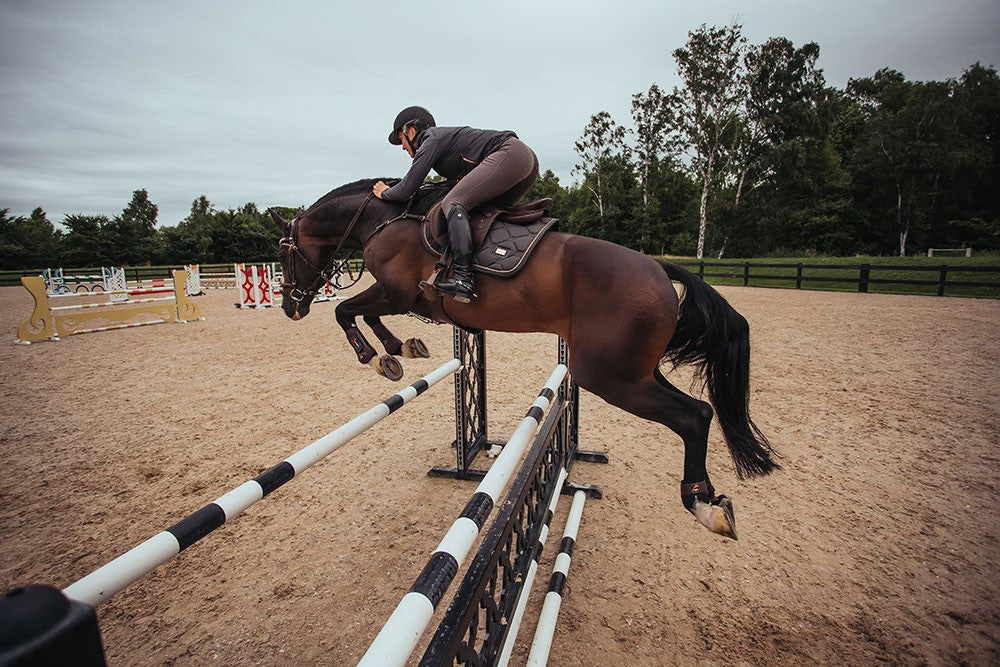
[3,259,998,297]
[672,260,1000,297]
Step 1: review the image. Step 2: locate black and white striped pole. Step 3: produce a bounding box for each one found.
[526,489,587,666]
[496,466,569,666]
[359,364,569,667]
[62,358,462,607]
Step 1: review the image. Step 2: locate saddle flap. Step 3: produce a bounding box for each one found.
[421,213,558,279]
[424,198,553,252]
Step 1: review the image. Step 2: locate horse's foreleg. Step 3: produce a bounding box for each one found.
[363,315,430,359]
[335,286,407,381]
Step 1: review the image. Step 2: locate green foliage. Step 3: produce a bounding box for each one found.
[0,26,996,269]
[0,191,283,270]
[0,208,61,270]
[156,197,280,265]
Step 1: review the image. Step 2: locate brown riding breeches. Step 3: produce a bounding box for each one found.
[441,137,539,215]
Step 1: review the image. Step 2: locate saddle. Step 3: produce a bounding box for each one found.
[420,198,558,277]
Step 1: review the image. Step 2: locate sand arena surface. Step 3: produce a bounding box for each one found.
[1,279,998,666]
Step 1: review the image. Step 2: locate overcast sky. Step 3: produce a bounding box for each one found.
[1,0,998,228]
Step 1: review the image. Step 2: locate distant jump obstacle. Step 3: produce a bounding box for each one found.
[0,330,605,666]
[234,262,342,309]
[927,247,973,257]
[16,269,204,343]
[42,266,202,298]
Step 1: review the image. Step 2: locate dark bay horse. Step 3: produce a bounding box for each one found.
[271,178,777,538]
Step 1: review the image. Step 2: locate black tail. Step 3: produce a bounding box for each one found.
[661,262,778,479]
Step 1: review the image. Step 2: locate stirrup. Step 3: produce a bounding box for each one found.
[437,278,475,303]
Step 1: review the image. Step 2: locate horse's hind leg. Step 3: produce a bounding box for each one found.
[653,368,738,539]
[363,316,430,359]
[571,359,738,539]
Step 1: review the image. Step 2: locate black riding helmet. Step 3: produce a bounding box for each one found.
[389,106,436,145]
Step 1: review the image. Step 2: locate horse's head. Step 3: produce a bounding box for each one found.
[271,179,440,321]
[270,208,325,320]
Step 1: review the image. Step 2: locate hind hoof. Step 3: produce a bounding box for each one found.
[691,496,738,540]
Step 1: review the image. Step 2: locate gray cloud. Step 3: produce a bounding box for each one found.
[1,0,997,227]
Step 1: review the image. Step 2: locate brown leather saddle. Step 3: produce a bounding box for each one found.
[420,198,558,278]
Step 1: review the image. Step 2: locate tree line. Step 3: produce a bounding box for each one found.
[1,23,997,270]
[532,24,999,258]
[0,192,294,271]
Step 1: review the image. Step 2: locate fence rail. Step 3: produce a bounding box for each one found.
[4,259,998,297]
[0,260,366,288]
[671,260,1000,298]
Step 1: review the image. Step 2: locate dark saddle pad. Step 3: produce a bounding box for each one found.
[420,198,558,277]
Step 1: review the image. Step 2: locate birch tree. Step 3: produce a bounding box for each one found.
[848,70,959,255]
[631,84,676,207]
[573,111,629,228]
[667,23,747,258]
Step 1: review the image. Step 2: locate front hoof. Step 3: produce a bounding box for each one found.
[691,496,738,540]
[368,355,404,381]
[402,338,430,358]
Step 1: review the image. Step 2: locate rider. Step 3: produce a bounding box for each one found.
[373,106,539,303]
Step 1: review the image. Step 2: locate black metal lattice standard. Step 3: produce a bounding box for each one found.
[429,333,607,484]
[428,328,494,481]
[421,337,605,666]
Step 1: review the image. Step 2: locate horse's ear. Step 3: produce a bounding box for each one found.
[268,208,289,232]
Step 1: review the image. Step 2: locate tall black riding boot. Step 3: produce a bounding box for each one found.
[437,204,476,303]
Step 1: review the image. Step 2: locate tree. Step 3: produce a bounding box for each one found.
[939,63,1000,248]
[667,23,748,258]
[60,214,111,267]
[526,169,569,216]
[739,38,825,204]
[106,189,159,264]
[573,111,630,234]
[631,84,677,207]
[847,70,962,255]
[0,208,60,270]
[729,39,856,256]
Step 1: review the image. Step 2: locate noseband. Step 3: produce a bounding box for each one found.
[279,193,374,303]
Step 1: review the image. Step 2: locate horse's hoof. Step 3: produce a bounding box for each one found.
[402,338,430,358]
[691,496,738,540]
[368,355,404,381]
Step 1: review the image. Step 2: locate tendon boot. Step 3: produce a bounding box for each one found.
[436,204,476,303]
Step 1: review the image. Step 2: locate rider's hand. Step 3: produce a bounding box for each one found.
[372,181,389,199]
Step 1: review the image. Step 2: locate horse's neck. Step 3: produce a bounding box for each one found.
[308,198,386,250]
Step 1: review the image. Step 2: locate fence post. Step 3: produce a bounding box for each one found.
[859,264,870,293]
[743,262,750,286]
[698,262,704,278]
[938,266,948,296]
[796,263,803,290]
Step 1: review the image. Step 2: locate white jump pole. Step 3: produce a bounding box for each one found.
[63,358,461,607]
[359,364,569,667]
[526,489,588,666]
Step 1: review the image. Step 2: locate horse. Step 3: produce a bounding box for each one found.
[270,178,777,539]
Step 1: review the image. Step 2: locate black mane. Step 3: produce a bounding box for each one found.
[304,178,385,213]
[303,178,453,216]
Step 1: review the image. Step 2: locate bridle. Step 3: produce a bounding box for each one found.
[278,183,441,305]
[278,193,374,304]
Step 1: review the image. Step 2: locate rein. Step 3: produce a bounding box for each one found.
[279,183,439,305]
[279,193,374,303]
[364,193,428,244]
